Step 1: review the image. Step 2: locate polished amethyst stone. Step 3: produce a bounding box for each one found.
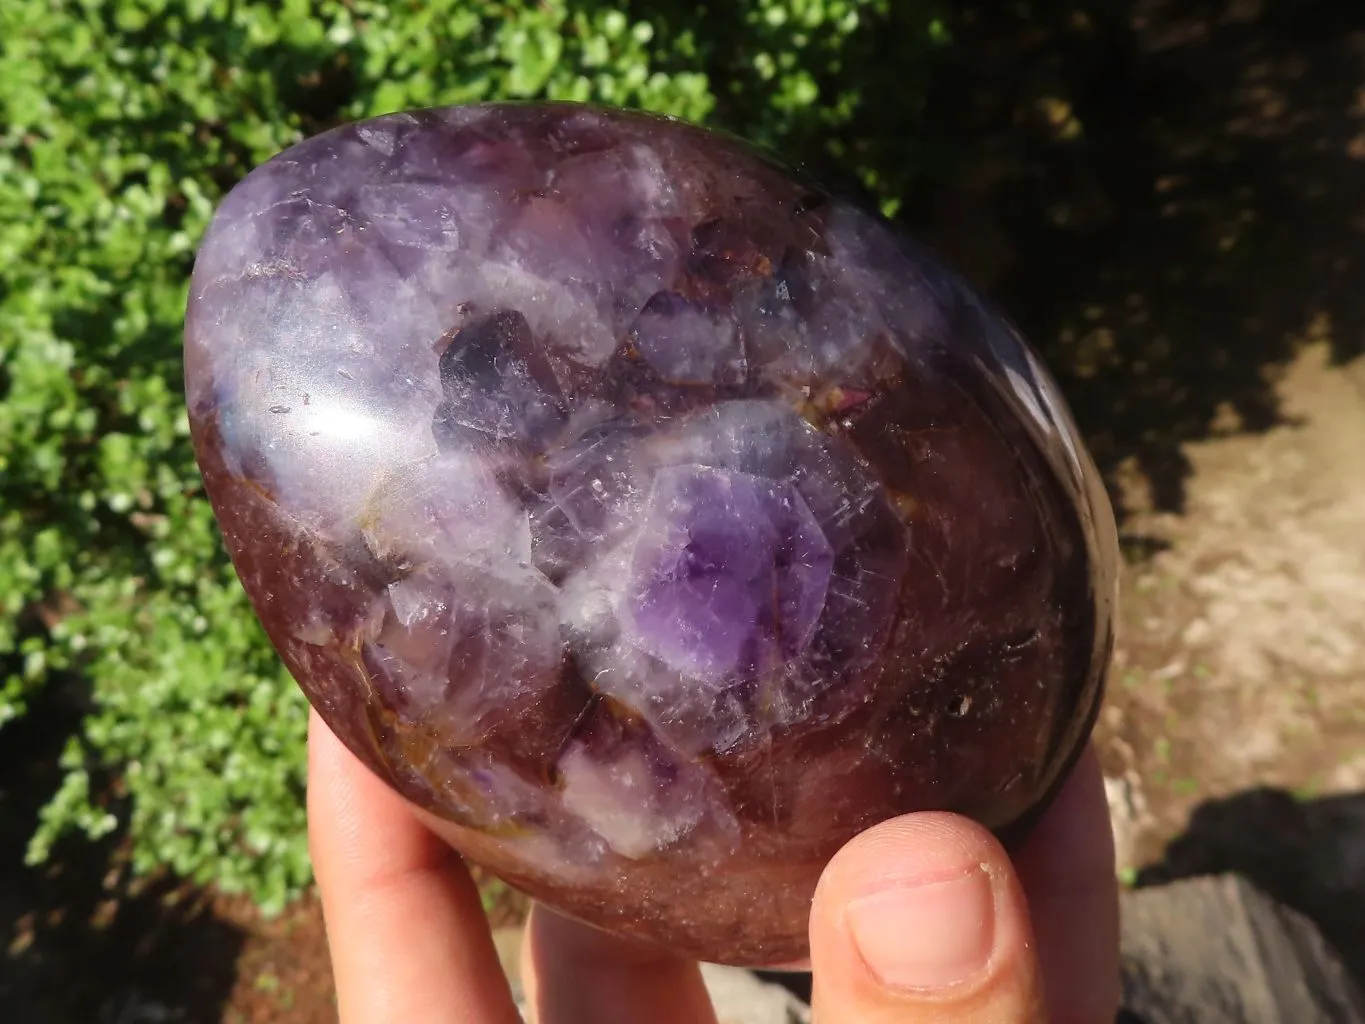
[184,103,1118,966]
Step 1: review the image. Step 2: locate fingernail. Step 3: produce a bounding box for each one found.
[846,865,996,991]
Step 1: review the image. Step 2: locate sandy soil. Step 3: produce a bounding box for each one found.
[1098,343,1365,866]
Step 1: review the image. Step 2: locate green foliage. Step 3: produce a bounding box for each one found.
[1,0,956,909]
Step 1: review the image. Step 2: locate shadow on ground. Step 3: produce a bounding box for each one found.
[0,682,244,1024]
[1137,787,1365,988]
[914,0,1365,518]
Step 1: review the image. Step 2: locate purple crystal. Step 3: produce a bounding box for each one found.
[432,309,568,452]
[626,466,833,679]
[184,103,1118,966]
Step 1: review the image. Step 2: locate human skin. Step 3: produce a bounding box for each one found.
[308,709,1119,1024]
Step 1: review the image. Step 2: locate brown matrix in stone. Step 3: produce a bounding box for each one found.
[184,103,1118,966]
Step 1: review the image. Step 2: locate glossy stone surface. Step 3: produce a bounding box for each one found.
[185,103,1118,966]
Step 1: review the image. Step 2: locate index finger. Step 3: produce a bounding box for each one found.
[307,709,521,1024]
[1013,743,1120,1024]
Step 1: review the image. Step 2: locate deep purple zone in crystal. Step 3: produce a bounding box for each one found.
[627,466,833,679]
[183,102,1119,966]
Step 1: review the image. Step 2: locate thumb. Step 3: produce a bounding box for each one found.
[809,812,1046,1024]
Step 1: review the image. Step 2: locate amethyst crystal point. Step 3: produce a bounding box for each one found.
[184,102,1119,966]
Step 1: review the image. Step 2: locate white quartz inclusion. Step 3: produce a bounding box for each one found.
[558,740,705,859]
[361,451,532,574]
[378,565,561,729]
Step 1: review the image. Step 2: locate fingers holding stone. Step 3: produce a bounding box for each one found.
[308,709,521,1024]
[809,812,1048,1024]
[1014,744,1121,1024]
[520,902,720,1024]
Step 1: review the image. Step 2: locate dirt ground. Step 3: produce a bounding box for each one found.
[3,2,1365,1021]
[1098,343,1365,864]
[1097,343,1365,977]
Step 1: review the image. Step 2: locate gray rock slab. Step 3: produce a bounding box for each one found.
[1120,873,1365,1024]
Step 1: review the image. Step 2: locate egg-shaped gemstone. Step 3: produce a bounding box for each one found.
[185,103,1118,966]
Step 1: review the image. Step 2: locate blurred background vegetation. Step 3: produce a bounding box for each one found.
[3,6,1364,1012]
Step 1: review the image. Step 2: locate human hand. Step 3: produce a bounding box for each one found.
[308,708,1118,1023]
